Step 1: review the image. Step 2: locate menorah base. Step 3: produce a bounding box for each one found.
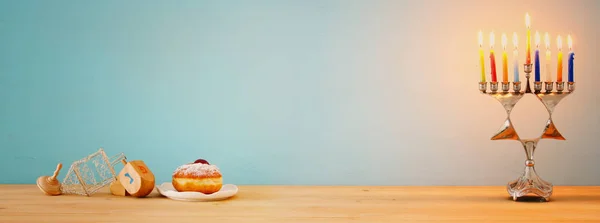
[507,166,553,202]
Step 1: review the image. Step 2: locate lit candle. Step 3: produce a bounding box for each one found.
[568,35,574,82]
[478,31,485,82]
[525,13,531,64]
[534,31,540,82]
[512,32,519,82]
[545,32,552,82]
[502,33,508,83]
[557,35,563,82]
[490,32,497,82]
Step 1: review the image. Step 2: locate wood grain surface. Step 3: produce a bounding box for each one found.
[1,185,599,222]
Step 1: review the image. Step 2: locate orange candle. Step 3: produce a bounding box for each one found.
[557,35,563,82]
[502,33,508,83]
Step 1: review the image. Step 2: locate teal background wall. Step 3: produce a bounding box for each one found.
[1,0,599,185]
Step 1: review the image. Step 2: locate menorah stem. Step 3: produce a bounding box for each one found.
[524,63,533,93]
[525,76,532,94]
[523,140,535,162]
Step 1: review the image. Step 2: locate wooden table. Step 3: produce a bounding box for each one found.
[1,185,600,222]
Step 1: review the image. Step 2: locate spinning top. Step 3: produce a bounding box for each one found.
[118,159,155,197]
[37,163,63,196]
[109,176,129,197]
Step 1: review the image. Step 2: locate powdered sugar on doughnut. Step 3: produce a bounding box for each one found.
[172,163,222,178]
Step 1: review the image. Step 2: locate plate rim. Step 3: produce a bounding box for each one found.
[157,182,238,201]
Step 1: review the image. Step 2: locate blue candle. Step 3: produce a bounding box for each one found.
[534,49,540,82]
[568,35,574,82]
[513,58,519,82]
[513,50,519,82]
[534,31,540,82]
[512,33,519,82]
[568,52,574,82]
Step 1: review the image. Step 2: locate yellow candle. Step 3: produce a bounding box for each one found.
[525,13,531,64]
[557,35,563,82]
[502,33,508,83]
[478,31,485,82]
[545,32,552,82]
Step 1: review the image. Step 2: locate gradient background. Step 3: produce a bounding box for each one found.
[1,0,599,185]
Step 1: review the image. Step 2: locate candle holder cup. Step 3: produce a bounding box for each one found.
[478,66,575,202]
[534,81,542,93]
[513,82,522,93]
[479,82,488,93]
[502,82,510,92]
[524,64,533,73]
[544,82,554,93]
[567,82,575,92]
[556,82,565,93]
[490,82,499,93]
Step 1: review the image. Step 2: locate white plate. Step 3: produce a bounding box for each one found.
[156,182,238,201]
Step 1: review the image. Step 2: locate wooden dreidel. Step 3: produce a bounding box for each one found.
[118,159,155,197]
[37,163,63,196]
[109,176,129,196]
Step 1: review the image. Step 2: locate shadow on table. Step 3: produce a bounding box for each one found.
[549,195,600,202]
[463,195,600,203]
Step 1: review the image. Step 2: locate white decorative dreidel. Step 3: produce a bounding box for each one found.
[61,148,126,196]
[37,163,63,196]
[118,159,155,197]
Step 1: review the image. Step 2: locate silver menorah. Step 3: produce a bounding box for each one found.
[479,63,574,202]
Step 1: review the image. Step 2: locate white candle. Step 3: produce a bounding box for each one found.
[545,32,552,82]
[512,32,519,82]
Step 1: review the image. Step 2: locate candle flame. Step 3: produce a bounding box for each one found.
[512,32,518,49]
[489,31,495,48]
[568,35,573,50]
[501,33,507,50]
[525,13,531,29]
[544,32,550,49]
[478,30,483,47]
[557,35,562,51]
[535,31,540,48]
